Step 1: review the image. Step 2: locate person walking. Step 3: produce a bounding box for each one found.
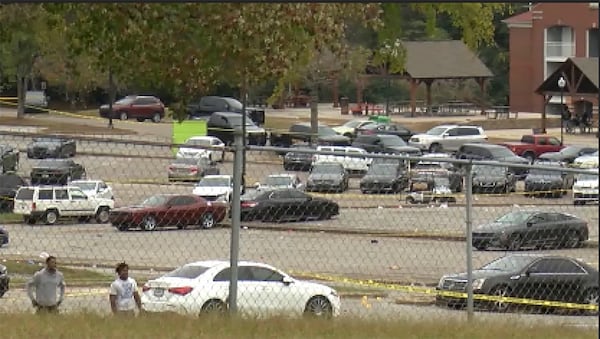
[109,262,142,316]
[26,255,66,314]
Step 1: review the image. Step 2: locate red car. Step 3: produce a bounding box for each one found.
[99,95,165,123]
[109,194,227,231]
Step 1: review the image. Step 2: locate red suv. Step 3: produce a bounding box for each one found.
[99,95,165,123]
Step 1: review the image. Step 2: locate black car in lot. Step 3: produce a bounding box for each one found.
[0,145,19,173]
[0,174,28,212]
[282,144,315,171]
[471,210,589,251]
[436,254,599,314]
[538,145,598,165]
[271,123,350,148]
[455,143,529,177]
[355,122,414,142]
[0,262,9,297]
[26,137,76,159]
[351,135,421,157]
[30,159,86,185]
[186,96,265,126]
[240,188,339,222]
[471,164,517,194]
[206,112,267,146]
[360,160,408,194]
[524,161,574,198]
[305,162,349,193]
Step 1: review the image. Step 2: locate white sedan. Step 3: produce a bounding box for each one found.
[176,136,225,162]
[69,179,114,200]
[141,260,340,318]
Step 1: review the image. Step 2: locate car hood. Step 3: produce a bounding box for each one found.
[178,147,210,154]
[362,174,397,182]
[474,222,518,232]
[444,269,515,280]
[473,175,507,182]
[332,126,351,134]
[538,152,563,161]
[192,186,230,195]
[410,133,438,140]
[385,146,421,154]
[318,135,350,142]
[293,279,337,295]
[29,142,61,148]
[246,126,266,134]
[494,155,529,164]
[32,166,70,171]
[574,179,599,188]
[525,174,562,182]
[309,174,343,181]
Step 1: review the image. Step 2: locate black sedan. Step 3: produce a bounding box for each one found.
[472,210,589,251]
[0,262,9,298]
[26,137,76,159]
[0,174,28,212]
[240,188,339,222]
[0,144,19,173]
[360,161,408,194]
[282,144,315,171]
[436,254,599,314]
[538,146,598,165]
[30,159,86,185]
[355,123,414,142]
[0,227,8,248]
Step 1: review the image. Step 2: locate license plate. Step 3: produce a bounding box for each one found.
[153,288,164,297]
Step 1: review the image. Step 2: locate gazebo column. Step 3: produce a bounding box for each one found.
[409,78,419,117]
[424,79,434,115]
[476,77,487,115]
[332,74,339,108]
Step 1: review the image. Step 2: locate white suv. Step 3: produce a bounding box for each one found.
[573,169,599,205]
[313,146,371,173]
[13,186,115,225]
[408,125,487,153]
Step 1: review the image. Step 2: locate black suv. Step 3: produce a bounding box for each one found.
[206,112,267,146]
[455,143,530,177]
[30,159,87,185]
[352,135,421,156]
[0,145,19,173]
[187,96,265,126]
[271,122,350,148]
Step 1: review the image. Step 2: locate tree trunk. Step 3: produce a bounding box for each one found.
[310,81,319,146]
[16,75,26,119]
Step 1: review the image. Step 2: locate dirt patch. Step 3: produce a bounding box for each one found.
[0,116,135,135]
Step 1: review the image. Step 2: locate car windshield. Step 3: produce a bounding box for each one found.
[197,177,230,187]
[264,176,293,186]
[343,120,368,128]
[576,173,598,181]
[224,98,243,110]
[495,211,535,224]
[140,195,169,207]
[473,165,506,175]
[368,164,398,175]
[71,182,96,191]
[379,135,407,147]
[425,127,447,136]
[313,164,343,174]
[489,147,516,157]
[115,97,134,105]
[481,256,536,272]
[227,115,256,127]
[185,138,211,146]
[318,126,338,136]
[164,265,210,279]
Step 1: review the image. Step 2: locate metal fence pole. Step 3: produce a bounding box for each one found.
[465,163,474,321]
[228,129,244,314]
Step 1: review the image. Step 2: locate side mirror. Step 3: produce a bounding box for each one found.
[282,276,294,285]
[525,267,539,276]
[442,133,449,138]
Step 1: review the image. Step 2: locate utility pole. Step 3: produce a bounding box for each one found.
[108,69,114,128]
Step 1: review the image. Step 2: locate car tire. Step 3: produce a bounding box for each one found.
[581,288,599,316]
[44,210,59,225]
[119,111,129,120]
[96,207,110,224]
[507,234,524,251]
[429,143,442,153]
[488,285,512,312]
[152,112,161,123]
[406,196,416,204]
[201,299,227,315]
[304,296,333,318]
[562,230,581,249]
[199,212,216,229]
[142,215,157,231]
[523,152,535,164]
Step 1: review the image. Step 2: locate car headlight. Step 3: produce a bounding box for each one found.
[438,275,447,288]
[472,278,486,290]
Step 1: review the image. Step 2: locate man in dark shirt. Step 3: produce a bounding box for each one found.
[26,256,66,314]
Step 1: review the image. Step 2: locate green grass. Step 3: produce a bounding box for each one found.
[5,260,113,285]
[0,313,595,339]
[0,212,23,223]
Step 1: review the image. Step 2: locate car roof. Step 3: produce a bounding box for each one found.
[461,143,503,149]
[202,175,232,179]
[183,260,276,269]
[268,174,295,178]
[213,111,243,117]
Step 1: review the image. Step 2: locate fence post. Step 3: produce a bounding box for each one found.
[228,129,244,314]
[464,162,474,321]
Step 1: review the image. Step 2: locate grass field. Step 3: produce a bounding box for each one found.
[3,260,114,286]
[0,313,596,339]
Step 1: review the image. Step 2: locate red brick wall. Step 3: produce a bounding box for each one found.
[508,26,533,112]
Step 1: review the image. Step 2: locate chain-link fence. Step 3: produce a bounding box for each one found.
[0,130,598,324]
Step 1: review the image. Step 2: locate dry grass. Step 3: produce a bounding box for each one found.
[0,313,595,339]
[0,116,134,135]
[4,260,112,285]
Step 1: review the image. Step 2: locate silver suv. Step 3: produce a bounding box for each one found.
[408,125,487,153]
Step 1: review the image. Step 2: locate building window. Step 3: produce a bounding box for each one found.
[588,28,599,57]
[545,25,575,58]
[590,3,599,9]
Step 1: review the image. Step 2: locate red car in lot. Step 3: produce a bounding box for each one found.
[109,194,227,231]
[99,95,165,123]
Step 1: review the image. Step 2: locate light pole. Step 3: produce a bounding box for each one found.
[558,76,566,145]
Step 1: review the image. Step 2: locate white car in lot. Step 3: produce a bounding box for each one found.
[192,175,236,202]
[332,119,374,138]
[141,260,340,318]
[176,136,225,162]
[572,151,599,169]
[69,179,114,200]
[312,146,371,173]
[573,169,599,205]
[256,174,303,191]
[408,125,487,153]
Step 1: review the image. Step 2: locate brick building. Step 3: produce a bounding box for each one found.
[503,3,599,114]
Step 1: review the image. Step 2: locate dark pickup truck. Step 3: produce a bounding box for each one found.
[270,122,351,150]
[187,96,265,126]
[30,159,86,185]
[499,134,564,163]
[206,112,267,146]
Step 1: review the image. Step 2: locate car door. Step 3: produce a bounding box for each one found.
[212,266,256,315]
[53,188,73,216]
[235,266,267,316]
[68,187,93,216]
[287,189,312,220]
[442,128,460,151]
[245,265,293,316]
[97,181,112,199]
[268,190,292,220]
[513,258,557,301]
[525,258,585,302]
[523,213,552,247]
[166,196,199,227]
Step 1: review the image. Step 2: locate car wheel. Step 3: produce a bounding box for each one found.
[488,285,511,312]
[152,112,161,123]
[142,215,157,231]
[523,152,535,164]
[199,213,216,229]
[562,230,581,249]
[507,234,523,251]
[406,196,416,204]
[581,288,599,316]
[304,296,333,318]
[120,111,129,120]
[44,210,59,225]
[429,143,442,153]
[201,299,227,315]
[96,207,110,224]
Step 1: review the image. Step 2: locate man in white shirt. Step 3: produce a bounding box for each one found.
[109,262,142,316]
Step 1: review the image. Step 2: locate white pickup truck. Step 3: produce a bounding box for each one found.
[13,186,114,225]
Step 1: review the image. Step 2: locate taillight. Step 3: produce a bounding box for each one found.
[168,286,193,295]
[189,166,199,173]
[142,285,150,292]
[32,202,36,210]
[241,201,258,208]
[168,166,175,171]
